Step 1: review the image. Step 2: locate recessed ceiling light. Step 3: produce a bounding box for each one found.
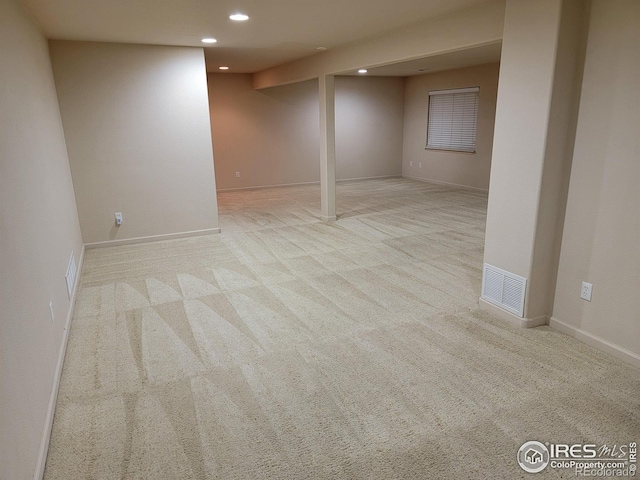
[358,69,368,74]
[201,38,217,44]
[317,47,327,51]
[229,13,249,21]
[219,66,229,70]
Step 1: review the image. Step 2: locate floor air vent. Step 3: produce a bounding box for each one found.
[482,264,526,317]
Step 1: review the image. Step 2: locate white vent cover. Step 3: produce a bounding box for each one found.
[65,251,77,299]
[482,263,526,317]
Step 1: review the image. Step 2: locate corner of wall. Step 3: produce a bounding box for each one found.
[33,245,85,480]
[479,298,548,329]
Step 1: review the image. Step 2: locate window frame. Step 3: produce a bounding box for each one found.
[425,86,480,154]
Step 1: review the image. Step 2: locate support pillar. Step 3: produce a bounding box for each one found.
[319,74,336,221]
[481,0,587,326]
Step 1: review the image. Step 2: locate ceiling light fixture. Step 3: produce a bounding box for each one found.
[229,13,249,21]
[317,47,327,51]
[219,66,229,70]
[358,69,368,74]
[201,38,217,44]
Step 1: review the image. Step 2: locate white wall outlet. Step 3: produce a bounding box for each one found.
[580,281,593,301]
[235,171,240,178]
[49,301,55,323]
[409,161,413,167]
[115,212,123,226]
[419,162,422,168]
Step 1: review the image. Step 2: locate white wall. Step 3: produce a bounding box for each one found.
[482,0,588,326]
[483,0,563,283]
[551,0,640,363]
[402,63,499,190]
[0,1,84,478]
[527,0,587,321]
[50,41,219,245]
[336,76,404,181]
[208,74,404,190]
[208,75,319,190]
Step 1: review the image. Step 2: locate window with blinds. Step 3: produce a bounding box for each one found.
[426,87,479,153]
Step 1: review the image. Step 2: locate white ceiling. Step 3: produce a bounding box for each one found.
[21,0,491,73]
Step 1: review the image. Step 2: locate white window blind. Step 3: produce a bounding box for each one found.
[427,87,479,152]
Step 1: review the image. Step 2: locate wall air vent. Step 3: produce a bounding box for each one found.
[482,263,526,317]
[65,251,77,299]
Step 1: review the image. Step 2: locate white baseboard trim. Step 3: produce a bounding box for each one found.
[34,245,85,480]
[526,315,549,328]
[217,180,320,192]
[402,175,489,193]
[217,175,403,192]
[336,174,402,183]
[549,316,640,369]
[84,228,221,249]
[479,298,548,328]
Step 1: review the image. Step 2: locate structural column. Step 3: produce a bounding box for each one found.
[319,74,336,221]
[481,0,586,326]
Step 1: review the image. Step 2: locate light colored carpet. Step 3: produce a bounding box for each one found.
[45,179,639,479]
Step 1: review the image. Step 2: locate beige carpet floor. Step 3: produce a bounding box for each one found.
[45,178,639,479]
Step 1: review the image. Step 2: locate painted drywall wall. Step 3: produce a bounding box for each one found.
[484,0,586,326]
[551,0,640,361]
[49,41,219,245]
[208,75,319,190]
[0,1,84,478]
[402,63,499,190]
[335,76,404,181]
[484,0,562,281]
[253,0,505,88]
[526,0,587,321]
[208,74,404,190]
[482,0,588,325]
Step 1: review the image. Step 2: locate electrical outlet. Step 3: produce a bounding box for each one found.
[409,161,413,167]
[236,172,240,178]
[580,282,592,301]
[419,162,422,168]
[49,301,55,323]
[115,212,123,226]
